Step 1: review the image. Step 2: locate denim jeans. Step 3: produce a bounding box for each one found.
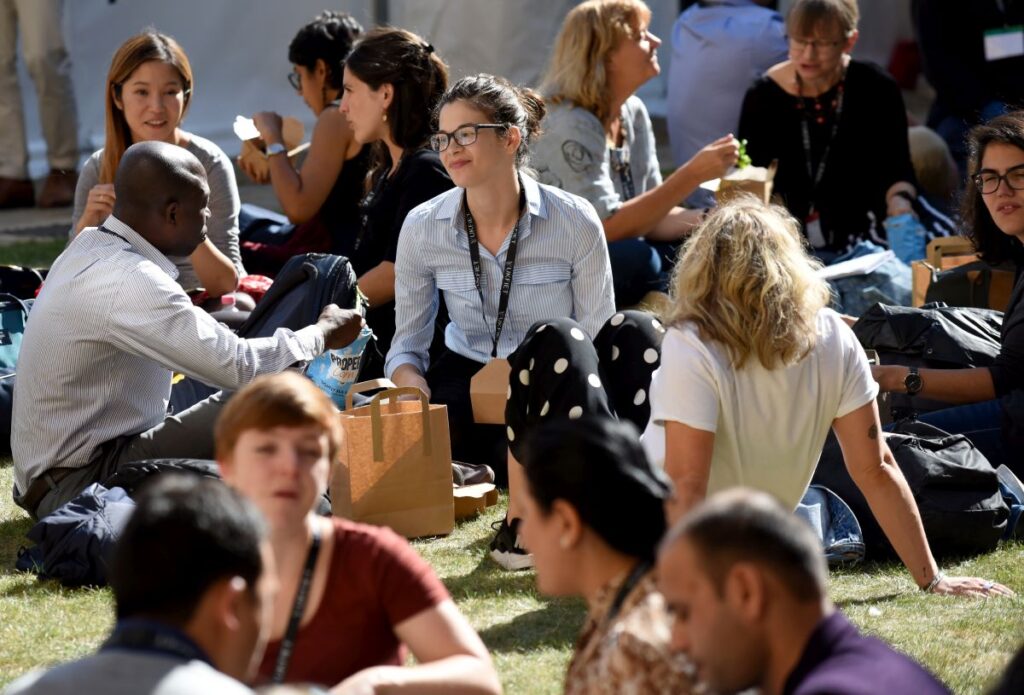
[608,238,665,307]
[915,399,1004,466]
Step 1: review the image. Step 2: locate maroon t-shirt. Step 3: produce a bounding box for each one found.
[257,517,450,687]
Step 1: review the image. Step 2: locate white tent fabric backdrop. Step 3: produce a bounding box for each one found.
[13,0,680,178]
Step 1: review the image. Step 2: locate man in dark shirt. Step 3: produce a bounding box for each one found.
[657,488,951,695]
[913,0,1024,176]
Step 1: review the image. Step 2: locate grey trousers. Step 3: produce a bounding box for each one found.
[0,0,78,178]
[17,391,227,520]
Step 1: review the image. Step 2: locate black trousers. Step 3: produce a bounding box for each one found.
[504,311,666,461]
[427,348,509,485]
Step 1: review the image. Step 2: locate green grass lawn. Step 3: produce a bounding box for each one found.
[0,239,67,269]
[1,460,1023,694]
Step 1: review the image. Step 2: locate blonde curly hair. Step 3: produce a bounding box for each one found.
[665,196,832,369]
[540,0,651,124]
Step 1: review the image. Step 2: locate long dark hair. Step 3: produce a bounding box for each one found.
[344,27,448,180]
[288,11,363,91]
[962,111,1024,266]
[521,417,670,562]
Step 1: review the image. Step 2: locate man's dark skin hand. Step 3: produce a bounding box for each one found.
[316,304,366,349]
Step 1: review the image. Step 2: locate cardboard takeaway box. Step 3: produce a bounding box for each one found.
[470,358,511,424]
[707,160,778,205]
[236,115,307,181]
[910,235,1014,311]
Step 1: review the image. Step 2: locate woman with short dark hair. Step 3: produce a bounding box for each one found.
[239,11,370,276]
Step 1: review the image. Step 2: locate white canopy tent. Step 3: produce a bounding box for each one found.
[13,0,678,178]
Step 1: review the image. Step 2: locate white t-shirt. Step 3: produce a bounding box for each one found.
[640,308,878,509]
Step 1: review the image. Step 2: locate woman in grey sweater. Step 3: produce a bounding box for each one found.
[71,31,241,296]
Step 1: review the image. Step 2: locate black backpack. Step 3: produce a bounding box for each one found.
[811,420,1008,559]
[170,253,361,413]
[235,252,359,339]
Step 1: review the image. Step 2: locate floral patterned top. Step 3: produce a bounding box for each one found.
[564,570,698,695]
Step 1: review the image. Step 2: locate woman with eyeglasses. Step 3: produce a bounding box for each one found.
[873,111,1024,471]
[387,73,614,500]
[238,11,371,277]
[71,31,240,298]
[532,0,739,308]
[338,27,453,361]
[738,0,917,255]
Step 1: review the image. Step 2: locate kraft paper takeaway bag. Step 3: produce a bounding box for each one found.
[332,385,454,538]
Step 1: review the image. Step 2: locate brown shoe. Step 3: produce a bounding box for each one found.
[37,169,78,208]
[0,177,35,209]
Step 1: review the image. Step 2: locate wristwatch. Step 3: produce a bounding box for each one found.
[904,366,923,396]
[266,142,286,157]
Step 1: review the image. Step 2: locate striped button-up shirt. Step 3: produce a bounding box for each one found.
[12,216,324,494]
[386,175,615,376]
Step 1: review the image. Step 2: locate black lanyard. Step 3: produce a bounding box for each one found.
[272,526,322,684]
[610,146,636,201]
[355,171,389,253]
[463,179,526,358]
[797,73,846,199]
[102,620,212,665]
[606,560,651,624]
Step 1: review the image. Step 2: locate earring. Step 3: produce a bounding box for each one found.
[382,112,388,123]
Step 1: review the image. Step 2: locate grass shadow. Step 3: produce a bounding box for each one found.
[0,515,33,573]
[444,552,543,600]
[835,592,904,609]
[477,604,584,654]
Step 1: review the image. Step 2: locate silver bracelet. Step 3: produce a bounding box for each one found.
[922,570,945,593]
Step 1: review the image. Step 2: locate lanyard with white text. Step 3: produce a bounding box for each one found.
[272,526,322,684]
[463,180,526,358]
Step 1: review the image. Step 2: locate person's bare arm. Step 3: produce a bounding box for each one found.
[330,601,501,695]
[254,109,355,224]
[76,184,116,234]
[833,400,1012,597]
[872,365,996,404]
[602,135,737,242]
[358,261,396,311]
[189,239,239,297]
[647,207,706,242]
[663,421,716,525]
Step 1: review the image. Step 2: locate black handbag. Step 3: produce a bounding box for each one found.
[812,420,1008,559]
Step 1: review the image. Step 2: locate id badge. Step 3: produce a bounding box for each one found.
[805,210,827,249]
[984,25,1024,61]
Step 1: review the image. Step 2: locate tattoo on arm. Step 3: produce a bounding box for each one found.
[868,424,878,440]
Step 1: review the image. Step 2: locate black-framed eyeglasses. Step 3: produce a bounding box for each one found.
[429,123,506,152]
[787,36,845,52]
[287,72,302,91]
[973,164,1024,194]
